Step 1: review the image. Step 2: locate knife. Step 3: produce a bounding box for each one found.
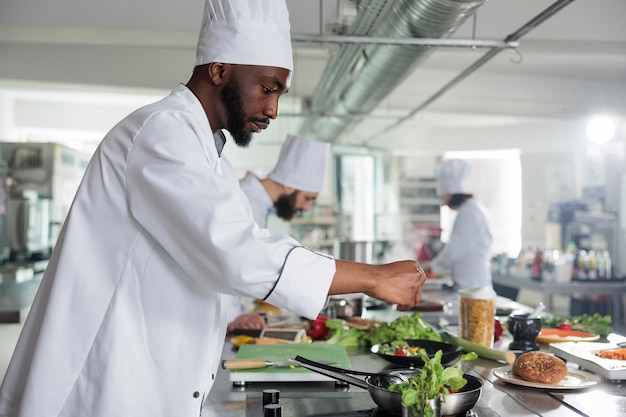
[222,358,338,370]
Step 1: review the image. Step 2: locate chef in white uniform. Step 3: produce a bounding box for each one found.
[230,134,330,330]
[0,1,426,416]
[240,134,330,229]
[429,159,493,289]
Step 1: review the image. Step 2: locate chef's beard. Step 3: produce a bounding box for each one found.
[221,76,270,148]
[274,190,299,221]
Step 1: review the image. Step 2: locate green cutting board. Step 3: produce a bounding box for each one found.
[228,342,351,383]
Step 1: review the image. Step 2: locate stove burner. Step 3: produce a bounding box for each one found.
[307,408,394,416]
[306,408,477,417]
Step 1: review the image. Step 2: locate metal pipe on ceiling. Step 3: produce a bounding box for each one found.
[362,0,578,145]
[291,34,518,49]
[297,0,490,143]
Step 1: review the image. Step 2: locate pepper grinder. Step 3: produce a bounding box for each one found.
[264,404,283,417]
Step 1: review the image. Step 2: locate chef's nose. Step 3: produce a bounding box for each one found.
[264,96,280,119]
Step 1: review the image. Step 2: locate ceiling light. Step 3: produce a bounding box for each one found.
[586,116,616,144]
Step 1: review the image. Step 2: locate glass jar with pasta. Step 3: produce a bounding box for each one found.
[458,286,496,348]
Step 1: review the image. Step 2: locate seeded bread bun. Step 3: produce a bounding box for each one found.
[512,351,568,384]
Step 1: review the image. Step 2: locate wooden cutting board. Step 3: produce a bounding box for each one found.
[228,342,351,383]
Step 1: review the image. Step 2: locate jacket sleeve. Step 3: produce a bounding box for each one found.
[125,110,334,318]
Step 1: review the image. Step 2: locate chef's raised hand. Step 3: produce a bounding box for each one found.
[330,259,426,308]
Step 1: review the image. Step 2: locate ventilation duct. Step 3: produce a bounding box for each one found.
[298,0,489,143]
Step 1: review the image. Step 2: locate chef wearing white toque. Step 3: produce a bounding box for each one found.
[241,134,331,229]
[0,1,426,416]
[231,135,330,331]
[429,159,494,290]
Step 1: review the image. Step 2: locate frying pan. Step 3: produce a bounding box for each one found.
[293,355,482,416]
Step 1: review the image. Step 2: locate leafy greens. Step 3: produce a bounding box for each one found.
[389,349,477,417]
[324,313,442,348]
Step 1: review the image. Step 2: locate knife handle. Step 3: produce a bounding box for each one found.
[222,359,268,369]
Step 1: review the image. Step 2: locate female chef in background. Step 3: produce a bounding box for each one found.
[425,159,493,289]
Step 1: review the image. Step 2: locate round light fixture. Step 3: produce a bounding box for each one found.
[586,116,616,144]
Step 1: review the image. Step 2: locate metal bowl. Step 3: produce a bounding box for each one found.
[367,372,482,415]
[439,374,482,415]
[370,339,464,367]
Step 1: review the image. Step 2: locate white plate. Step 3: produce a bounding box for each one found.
[493,365,601,389]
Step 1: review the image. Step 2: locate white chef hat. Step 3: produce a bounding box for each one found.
[195,0,293,72]
[434,159,472,195]
[268,135,331,193]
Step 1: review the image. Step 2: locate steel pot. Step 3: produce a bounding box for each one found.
[293,356,482,416]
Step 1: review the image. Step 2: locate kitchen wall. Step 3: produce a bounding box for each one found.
[0,90,624,276]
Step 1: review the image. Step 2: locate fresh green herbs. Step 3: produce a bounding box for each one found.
[540,313,612,337]
[389,349,477,417]
[324,313,442,348]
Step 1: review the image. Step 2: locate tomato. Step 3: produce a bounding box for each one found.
[493,319,504,342]
[394,348,409,356]
[556,323,572,331]
[308,315,330,340]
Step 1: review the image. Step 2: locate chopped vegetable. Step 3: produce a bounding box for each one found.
[541,313,612,337]
[389,349,477,417]
[596,348,626,360]
[378,340,421,357]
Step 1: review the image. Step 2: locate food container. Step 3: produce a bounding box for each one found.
[507,314,541,351]
[458,286,496,348]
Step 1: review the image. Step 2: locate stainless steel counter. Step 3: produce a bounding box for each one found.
[203,338,626,417]
[492,273,626,328]
[202,287,626,417]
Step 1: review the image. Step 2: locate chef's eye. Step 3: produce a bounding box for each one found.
[262,85,272,94]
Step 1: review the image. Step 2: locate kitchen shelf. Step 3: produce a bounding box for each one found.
[290,200,337,255]
[398,177,441,226]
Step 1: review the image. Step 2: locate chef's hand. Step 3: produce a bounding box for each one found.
[331,260,427,309]
[375,260,427,311]
[227,313,267,333]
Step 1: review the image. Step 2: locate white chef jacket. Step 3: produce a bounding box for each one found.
[239,172,272,228]
[431,198,493,289]
[0,84,336,417]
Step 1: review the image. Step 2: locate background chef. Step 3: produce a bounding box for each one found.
[229,134,331,331]
[425,159,494,290]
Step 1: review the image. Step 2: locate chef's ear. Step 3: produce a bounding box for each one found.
[207,62,228,86]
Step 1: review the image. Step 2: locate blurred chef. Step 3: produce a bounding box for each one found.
[240,134,330,228]
[229,134,330,331]
[428,159,493,289]
[0,1,426,416]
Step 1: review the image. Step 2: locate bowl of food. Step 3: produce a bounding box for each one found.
[370,339,464,367]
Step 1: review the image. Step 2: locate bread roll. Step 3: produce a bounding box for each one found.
[512,351,568,384]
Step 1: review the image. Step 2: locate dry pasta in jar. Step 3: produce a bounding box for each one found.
[458,287,496,348]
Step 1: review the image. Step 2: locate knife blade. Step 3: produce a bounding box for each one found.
[222,358,338,370]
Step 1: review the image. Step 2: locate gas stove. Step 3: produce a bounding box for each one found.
[246,392,481,417]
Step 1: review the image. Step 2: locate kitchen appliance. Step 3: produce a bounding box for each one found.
[0,160,10,265]
[334,239,388,264]
[0,142,90,257]
[7,191,51,263]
